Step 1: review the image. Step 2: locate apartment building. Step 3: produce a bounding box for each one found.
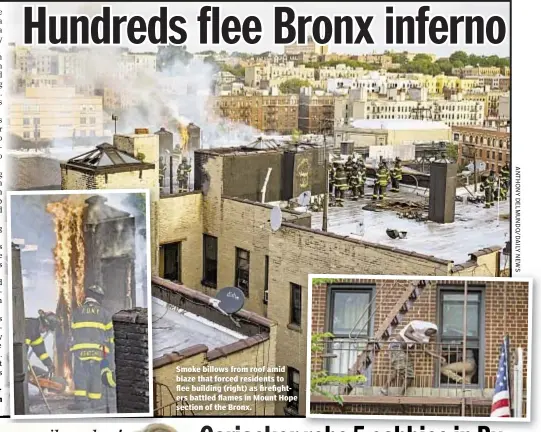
[318,64,372,82]
[310,278,528,417]
[283,36,328,55]
[298,89,346,134]
[346,89,484,127]
[58,130,506,415]
[452,65,506,78]
[453,125,510,172]
[8,87,104,140]
[211,95,299,134]
[245,63,315,88]
[463,90,510,118]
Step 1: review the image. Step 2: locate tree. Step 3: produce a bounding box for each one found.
[449,51,469,66]
[413,53,433,62]
[279,78,312,94]
[157,45,193,71]
[390,52,409,64]
[446,143,459,161]
[435,59,453,75]
[310,332,366,405]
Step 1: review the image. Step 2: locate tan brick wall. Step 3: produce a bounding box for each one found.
[62,169,97,190]
[157,193,203,287]
[154,330,277,416]
[310,279,529,416]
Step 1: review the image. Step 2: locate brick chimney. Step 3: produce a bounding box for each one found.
[113,308,150,414]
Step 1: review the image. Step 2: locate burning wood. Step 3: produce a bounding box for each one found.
[46,198,88,390]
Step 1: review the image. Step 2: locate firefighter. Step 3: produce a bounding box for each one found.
[390,157,403,192]
[480,170,496,208]
[501,162,510,189]
[159,156,166,188]
[176,157,191,191]
[25,310,59,376]
[349,164,361,200]
[345,155,355,183]
[334,161,348,207]
[357,159,367,198]
[68,284,114,411]
[373,162,390,200]
[328,162,335,196]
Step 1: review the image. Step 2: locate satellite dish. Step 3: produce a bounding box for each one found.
[478,161,486,171]
[297,191,311,207]
[215,287,245,314]
[270,206,282,232]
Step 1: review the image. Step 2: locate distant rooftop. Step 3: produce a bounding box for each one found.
[152,297,246,360]
[310,183,509,266]
[350,119,451,131]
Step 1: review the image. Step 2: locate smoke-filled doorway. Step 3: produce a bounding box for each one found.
[159,242,181,283]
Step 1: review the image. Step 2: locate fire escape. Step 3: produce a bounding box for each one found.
[344,280,429,395]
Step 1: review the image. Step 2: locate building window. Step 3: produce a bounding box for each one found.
[263,255,269,305]
[23,132,30,139]
[80,117,86,125]
[202,234,218,287]
[438,289,483,387]
[90,130,96,136]
[33,118,40,125]
[289,283,302,327]
[286,367,300,413]
[90,117,96,125]
[159,242,182,283]
[23,118,30,126]
[327,288,373,376]
[235,248,250,296]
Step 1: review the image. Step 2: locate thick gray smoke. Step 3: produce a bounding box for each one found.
[75,48,259,148]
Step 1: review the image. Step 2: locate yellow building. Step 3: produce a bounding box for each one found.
[59,130,506,415]
[245,63,315,88]
[8,87,104,140]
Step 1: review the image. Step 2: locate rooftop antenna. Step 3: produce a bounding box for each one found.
[269,206,282,232]
[209,287,245,328]
[112,114,119,134]
[297,191,311,208]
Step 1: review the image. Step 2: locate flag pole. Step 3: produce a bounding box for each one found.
[461,281,468,416]
[505,335,512,416]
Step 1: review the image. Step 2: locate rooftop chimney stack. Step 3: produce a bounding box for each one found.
[428,156,457,223]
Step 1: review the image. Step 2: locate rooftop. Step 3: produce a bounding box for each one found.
[350,119,451,131]
[66,143,149,171]
[151,297,246,360]
[309,183,509,266]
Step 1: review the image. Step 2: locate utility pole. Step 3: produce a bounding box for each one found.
[323,134,328,231]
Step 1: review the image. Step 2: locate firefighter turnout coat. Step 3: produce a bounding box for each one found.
[25,318,54,370]
[70,299,114,361]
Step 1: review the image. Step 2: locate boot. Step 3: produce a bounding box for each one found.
[68,400,87,411]
[91,400,105,410]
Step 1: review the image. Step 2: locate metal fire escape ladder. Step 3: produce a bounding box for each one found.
[345,280,428,394]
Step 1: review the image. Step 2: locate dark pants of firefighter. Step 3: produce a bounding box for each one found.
[178,179,188,191]
[484,188,494,207]
[335,187,346,205]
[74,357,102,403]
[373,182,386,199]
[391,177,400,192]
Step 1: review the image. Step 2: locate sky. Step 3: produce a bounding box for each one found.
[8,2,510,57]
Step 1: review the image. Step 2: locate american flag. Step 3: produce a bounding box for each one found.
[491,338,511,417]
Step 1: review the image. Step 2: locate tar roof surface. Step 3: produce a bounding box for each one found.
[309,183,510,266]
[151,298,246,359]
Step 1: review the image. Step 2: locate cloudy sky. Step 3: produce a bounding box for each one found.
[8,2,510,56]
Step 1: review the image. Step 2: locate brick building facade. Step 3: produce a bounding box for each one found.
[310,278,529,417]
[453,126,510,173]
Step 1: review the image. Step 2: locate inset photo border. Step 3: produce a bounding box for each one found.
[7,189,154,419]
[306,275,532,422]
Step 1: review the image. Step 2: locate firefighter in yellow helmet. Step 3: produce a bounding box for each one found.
[68,284,115,411]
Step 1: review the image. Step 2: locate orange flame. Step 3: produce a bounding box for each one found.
[46,198,87,389]
[178,123,189,153]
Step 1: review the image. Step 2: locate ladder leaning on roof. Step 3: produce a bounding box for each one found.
[344,280,429,395]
